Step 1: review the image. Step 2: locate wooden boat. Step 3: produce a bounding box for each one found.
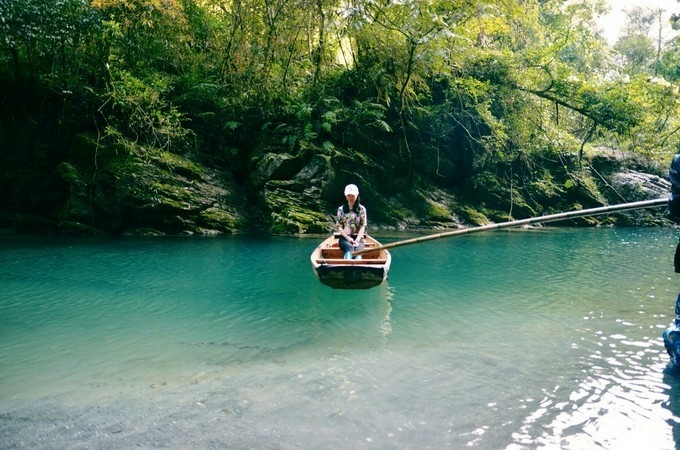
[310,234,391,289]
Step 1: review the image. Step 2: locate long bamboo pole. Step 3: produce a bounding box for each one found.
[354,197,670,255]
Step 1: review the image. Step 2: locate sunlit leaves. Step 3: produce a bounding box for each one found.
[105,69,191,152]
[93,0,192,76]
[3,0,680,190]
[621,75,680,156]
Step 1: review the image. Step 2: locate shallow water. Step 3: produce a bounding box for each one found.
[1,228,680,449]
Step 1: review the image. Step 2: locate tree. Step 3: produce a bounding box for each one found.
[615,34,656,75]
[0,0,100,83]
[616,6,677,76]
[3,0,680,233]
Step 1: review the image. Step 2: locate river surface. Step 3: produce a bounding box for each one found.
[2,227,680,449]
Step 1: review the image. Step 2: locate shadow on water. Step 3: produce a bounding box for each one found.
[664,365,680,449]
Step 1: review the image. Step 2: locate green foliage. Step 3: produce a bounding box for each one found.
[2,0,680,233]
[102,69,191,152]
[0,0,100,81]
[615,35,656,75]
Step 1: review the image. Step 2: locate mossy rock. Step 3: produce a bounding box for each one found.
[452,206,489,226]
[199,207,239,231]
[263,179,332,233]
[270,209,329,234]
[423,199,452,222]
[55,138,252,234]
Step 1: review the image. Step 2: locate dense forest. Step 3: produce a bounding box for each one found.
[2,0,680,235]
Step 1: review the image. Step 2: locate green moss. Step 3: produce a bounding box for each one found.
[262,179,332,233]
[270,212,304,234]
[375,197,415,223]
[199,207,237,230]
[528,174,565,202]
[453,206,489,226]
[153,150,205,180]
[423,199,451,221]
[150,181,196,209]
[270,208,329,234]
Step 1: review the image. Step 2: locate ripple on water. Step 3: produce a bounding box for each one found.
[2,230,680,449]
[508,324,675,449]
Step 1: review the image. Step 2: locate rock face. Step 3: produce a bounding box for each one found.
[610,171,670,200]
[51,137,254,235]
[588,149,672,226]
[255,153,335,234]
[0,136,674,235]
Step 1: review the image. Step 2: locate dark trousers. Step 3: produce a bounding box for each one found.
[338,236,365,253]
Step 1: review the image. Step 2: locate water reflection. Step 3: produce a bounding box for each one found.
[510,323,675,448]
[379,285,394,341]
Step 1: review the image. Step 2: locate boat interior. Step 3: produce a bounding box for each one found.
[314,241,388,265]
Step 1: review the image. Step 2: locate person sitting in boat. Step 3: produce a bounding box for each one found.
[336,184,366,259]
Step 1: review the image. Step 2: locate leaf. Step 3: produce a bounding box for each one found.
[373,120,392,133]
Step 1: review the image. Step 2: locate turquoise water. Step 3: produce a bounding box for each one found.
[1,228,680,448]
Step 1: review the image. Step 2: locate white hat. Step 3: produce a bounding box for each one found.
[344,184,359,196]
